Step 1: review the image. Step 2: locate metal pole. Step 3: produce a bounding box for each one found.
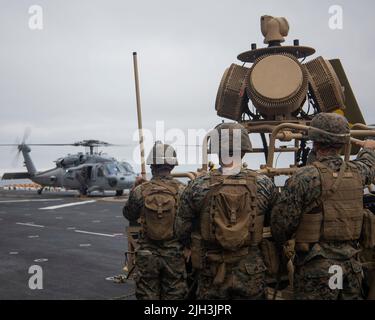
[132,52,146,179]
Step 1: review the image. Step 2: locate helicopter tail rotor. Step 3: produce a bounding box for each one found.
[10,127,32,167]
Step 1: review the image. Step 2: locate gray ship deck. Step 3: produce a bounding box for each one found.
[0,189,135,300]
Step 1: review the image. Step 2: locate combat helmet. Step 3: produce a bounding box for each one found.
[210,122,252,154]
[146,141,178,166]
[308,112,350,146]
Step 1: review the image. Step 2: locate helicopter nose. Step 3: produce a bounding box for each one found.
[117,175,135,189]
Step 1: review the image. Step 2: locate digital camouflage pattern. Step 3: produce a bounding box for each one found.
[294,256,364,300]
[123,175,187,300]
[271,149,375,300]
[308,112,350,146]
[358,247,375,299]
[175,168,276,299]
[197,249,267,299]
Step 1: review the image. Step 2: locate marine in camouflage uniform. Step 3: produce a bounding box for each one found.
[271,113,375,300]
[123,142,187,300]
[175,123,276,299]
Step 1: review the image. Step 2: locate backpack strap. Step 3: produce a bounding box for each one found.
[202,174,227,209]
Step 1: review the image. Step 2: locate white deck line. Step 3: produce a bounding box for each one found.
[16,222,45,228]
[39,200,96,210]
[74,230,118,237]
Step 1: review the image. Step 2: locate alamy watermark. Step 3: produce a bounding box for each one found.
[328,5,343,30]
[28,265,43,290]
[28,5,44,30]
[328,265,343,290]
[132,121,243,172]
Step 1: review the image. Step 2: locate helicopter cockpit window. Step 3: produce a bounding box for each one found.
[105,163,122,175]
[65,169,75,179]
[121,163,134,173]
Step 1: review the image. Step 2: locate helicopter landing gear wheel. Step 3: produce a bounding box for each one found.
[115,190,124,196]
[37,187,44,195]
[80,187,88,196]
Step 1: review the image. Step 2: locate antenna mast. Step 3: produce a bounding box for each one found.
[132,52,146,179]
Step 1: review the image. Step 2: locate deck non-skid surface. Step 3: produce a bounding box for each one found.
[0,190,135,300]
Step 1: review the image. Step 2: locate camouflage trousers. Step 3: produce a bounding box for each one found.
[359,248,375,299]
[196,253,267,300]
[294,256,364,300]
[135,246,187,300]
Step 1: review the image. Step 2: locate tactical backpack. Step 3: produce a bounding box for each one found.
[200,172,263,251]
[140,180,179,241]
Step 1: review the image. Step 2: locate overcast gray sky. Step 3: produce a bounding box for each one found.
[1,0,375,173]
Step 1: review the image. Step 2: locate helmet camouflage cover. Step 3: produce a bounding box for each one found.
[308,112,350,146]
[210,122,252,154]
[146,141,178,166]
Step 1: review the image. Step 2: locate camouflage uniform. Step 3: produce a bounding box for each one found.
[271,113,375,300]
[123,175,187,300]
[360,246,375,299]
[175,168,276,299]
[123,142,187,300]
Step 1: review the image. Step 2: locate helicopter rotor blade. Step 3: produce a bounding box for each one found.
[0,143,201,147]
[11,148,22,168]
[104,144,134,147]
[21,143,77,146]
[22,127,31,144]
[0,143,76,146]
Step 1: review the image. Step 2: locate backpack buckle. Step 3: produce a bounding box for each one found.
[157,204,163,218]
[230,210,237,224]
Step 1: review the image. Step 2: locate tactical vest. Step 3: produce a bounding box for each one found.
[295,162,364,245]
[140,179,179,241]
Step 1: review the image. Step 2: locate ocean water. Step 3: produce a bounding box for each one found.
[0,179,32,187]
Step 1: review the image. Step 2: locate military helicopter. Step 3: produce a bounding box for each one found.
[1,138,137,196]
